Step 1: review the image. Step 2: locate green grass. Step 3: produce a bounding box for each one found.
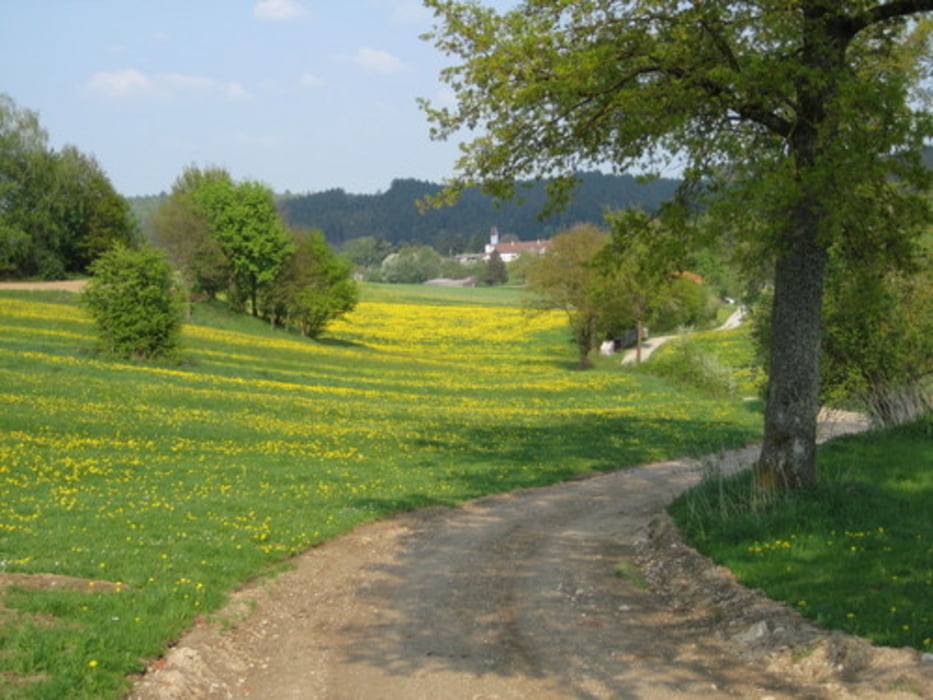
[359,281,536,306]
[669,415,933,651]
[631,327,764,398]
[0,285,761,698]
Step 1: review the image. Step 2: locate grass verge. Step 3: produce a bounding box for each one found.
[669,415,932,651]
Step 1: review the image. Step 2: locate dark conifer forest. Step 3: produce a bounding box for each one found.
[277,172,680,250]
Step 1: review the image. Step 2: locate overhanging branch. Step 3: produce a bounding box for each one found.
[838,0,933,41]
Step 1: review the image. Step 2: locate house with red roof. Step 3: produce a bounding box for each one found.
[483,227,550,262]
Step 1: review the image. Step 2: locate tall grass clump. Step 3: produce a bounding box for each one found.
[669,415,932,651]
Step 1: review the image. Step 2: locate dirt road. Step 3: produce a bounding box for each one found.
[620,307,747,366]
[0,279,87,293]
[127,414,931,700]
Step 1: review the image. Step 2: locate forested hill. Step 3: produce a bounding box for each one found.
[278,171,680,249]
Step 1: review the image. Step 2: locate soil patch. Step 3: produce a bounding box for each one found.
[0,573,126,594]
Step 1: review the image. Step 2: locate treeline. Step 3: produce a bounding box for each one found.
[2,93,357,339]
[149,166,358,338]
[277,172,680,250]
[0,94,137,279]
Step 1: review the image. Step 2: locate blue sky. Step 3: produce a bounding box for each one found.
[0,0,513,197]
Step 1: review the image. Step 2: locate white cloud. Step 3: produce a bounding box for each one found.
[226,83,249,100]
[253,0,309,21]
[84,69,248,100]
[299,73,324,88]
[355,48,406,75]
[85,69,152,96]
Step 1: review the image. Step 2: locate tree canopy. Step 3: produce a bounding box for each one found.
[0,94,136,279]
[149,168,231,299]
[526,223,612,367]
[187,172,294,316]
[262,228,359,338]
[528,217,717,367]
[82,245,184,360]
[149,165,357,337]
[422,0,933,493]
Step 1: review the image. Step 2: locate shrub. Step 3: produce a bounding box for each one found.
[641,337,737,396]
[261,229,358,337]
[648,276,717,332]
[82,245,185,359]
[380,245,442,283]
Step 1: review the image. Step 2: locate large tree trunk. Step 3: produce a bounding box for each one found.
[755,220,828,491]
[754,0,841,494]
[755,116,831,492]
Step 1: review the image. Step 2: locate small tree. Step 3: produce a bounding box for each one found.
[82,245,184,359]
[483,250,509,286]
[599,210,679,362]
[649,276,717,332]
[189,177,293,316]
[380,245,442,283]
[526,223,609,368]
[150,166,231,298]
[263,229,359,337]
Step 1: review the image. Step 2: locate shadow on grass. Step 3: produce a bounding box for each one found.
[356,414,761,517]
[313,335,367,350]
[668,417,932,651]
[453,414,760,494]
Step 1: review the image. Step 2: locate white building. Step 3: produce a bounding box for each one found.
[483,227,550,262]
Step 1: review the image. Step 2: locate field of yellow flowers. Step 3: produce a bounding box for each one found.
[0,285,761,698]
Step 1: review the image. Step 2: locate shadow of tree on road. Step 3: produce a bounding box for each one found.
[335,450,805,699]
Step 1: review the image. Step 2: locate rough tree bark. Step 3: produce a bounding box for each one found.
[755,0,844,491]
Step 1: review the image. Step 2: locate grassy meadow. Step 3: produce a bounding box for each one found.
[0,284,762,698]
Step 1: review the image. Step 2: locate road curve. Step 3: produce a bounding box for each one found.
[127,413,925,700]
